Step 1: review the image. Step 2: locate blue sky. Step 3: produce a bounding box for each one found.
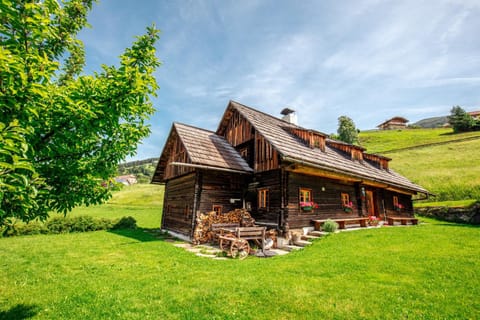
[78,0,480,161]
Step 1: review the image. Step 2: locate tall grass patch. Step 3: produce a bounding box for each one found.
[388,139,480,201]
[359,129,480,201]
[359,128,480,153]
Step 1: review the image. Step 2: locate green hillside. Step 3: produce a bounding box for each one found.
[359,128,480,202]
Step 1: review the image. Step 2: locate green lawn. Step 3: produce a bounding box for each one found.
[52,184,164,229]
[358,128,480,154]
[1,209,479,319]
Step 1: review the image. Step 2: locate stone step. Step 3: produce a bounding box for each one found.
[301,234,319,240]
[293,239,312,247]
[278,245,304,252]
[308,230,327,237]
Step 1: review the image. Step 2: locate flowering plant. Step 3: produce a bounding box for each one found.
[343,201,353,212]
[300,202,319,210]
[368,215,379,226]
[394,203,404,212]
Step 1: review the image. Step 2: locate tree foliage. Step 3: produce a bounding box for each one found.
[448,106,477,133]
[337,116,359,144]
[0,0,161,223]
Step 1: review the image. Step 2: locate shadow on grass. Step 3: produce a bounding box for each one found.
[108,228,174,242]
[0,304,39,320]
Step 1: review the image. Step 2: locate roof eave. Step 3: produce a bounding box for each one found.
[281,155,429,196]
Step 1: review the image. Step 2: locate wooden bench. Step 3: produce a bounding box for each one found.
[312,217,369,231]
[387,216,418,226]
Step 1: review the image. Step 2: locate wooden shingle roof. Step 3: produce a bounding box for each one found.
[225,101,428,195]
[174,122,252,173]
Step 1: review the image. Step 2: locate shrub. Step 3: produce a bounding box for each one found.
[45,216,71,234]
[112,216,137,230]
[322,219,339,233]
[1,215,136,237]
[15,221,48,235]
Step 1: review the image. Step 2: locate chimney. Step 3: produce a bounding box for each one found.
[281,107,298,125]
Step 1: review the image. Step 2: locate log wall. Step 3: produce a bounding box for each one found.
[162,173,196,235]
[285,172,360,228]
[383,191,414,217]
[196,170,247,214]
[223,110,254,147]
[254,133,279,172]
[163,129,194,180]
[249,169,283,224]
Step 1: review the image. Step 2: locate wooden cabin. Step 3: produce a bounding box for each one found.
[377,117,409,130]
[152,101,429,240]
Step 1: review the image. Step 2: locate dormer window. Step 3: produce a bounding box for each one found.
[283,127,326,152]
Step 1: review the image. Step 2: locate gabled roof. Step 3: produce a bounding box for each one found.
[220,101,428,195]
[377,117,409,128]
[152,122,252,183]
[175,122,252,172]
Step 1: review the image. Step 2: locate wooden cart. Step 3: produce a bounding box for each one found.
[218,226,266,260]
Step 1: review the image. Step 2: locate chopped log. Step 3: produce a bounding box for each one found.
[192,209,256,244]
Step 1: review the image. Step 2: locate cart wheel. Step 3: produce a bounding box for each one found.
[219,238,230,251]
[230,239,250,260]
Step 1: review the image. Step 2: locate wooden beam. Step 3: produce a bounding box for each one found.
[286,164,361,184]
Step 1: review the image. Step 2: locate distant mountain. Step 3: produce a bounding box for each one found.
[412,116,449,128]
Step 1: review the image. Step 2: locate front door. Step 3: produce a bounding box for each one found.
[366,190,375,216]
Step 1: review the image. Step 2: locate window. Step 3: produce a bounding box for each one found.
[341,193,350,206]
[393,196,399,207]
[213,205,222,214]
[299,188,312,203]
[258,188,269,209]
[240,148,248,160]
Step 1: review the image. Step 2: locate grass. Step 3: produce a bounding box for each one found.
[358,128,480,153]
[1,216,479,319]
[52,184,164,229]
[414,199,478,208]
[359,128,480,202]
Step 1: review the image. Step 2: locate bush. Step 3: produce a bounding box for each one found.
[112,216,137,230]
[15,221,48,235]
[322,219,339,233]
[1,215,136,237]
[46,216,73,234]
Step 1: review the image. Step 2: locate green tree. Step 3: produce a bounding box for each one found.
[449,106,475,133]
[0,0,161,223]
[337,116,359,144]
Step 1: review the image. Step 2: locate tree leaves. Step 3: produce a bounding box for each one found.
[0,0,161,222]
[337,115,359,145]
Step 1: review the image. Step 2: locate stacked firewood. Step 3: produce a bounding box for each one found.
[192,209,256,244]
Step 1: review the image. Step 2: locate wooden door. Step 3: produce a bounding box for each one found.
[366,190,376,216]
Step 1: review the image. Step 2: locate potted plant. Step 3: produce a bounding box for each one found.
[368,215,379,226]
[394,203,404,212]
[300,201,318,211]
[343,201,353,213]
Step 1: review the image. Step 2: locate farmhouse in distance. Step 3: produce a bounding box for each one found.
[152,101,429,240]
[377,116,409,130]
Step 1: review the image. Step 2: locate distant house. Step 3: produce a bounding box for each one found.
[115,174,137,186]
[152,101,429,241]
[468,111,480,120]
[377,117,409,130]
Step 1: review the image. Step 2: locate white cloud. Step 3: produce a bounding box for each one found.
[79,0,480,160]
